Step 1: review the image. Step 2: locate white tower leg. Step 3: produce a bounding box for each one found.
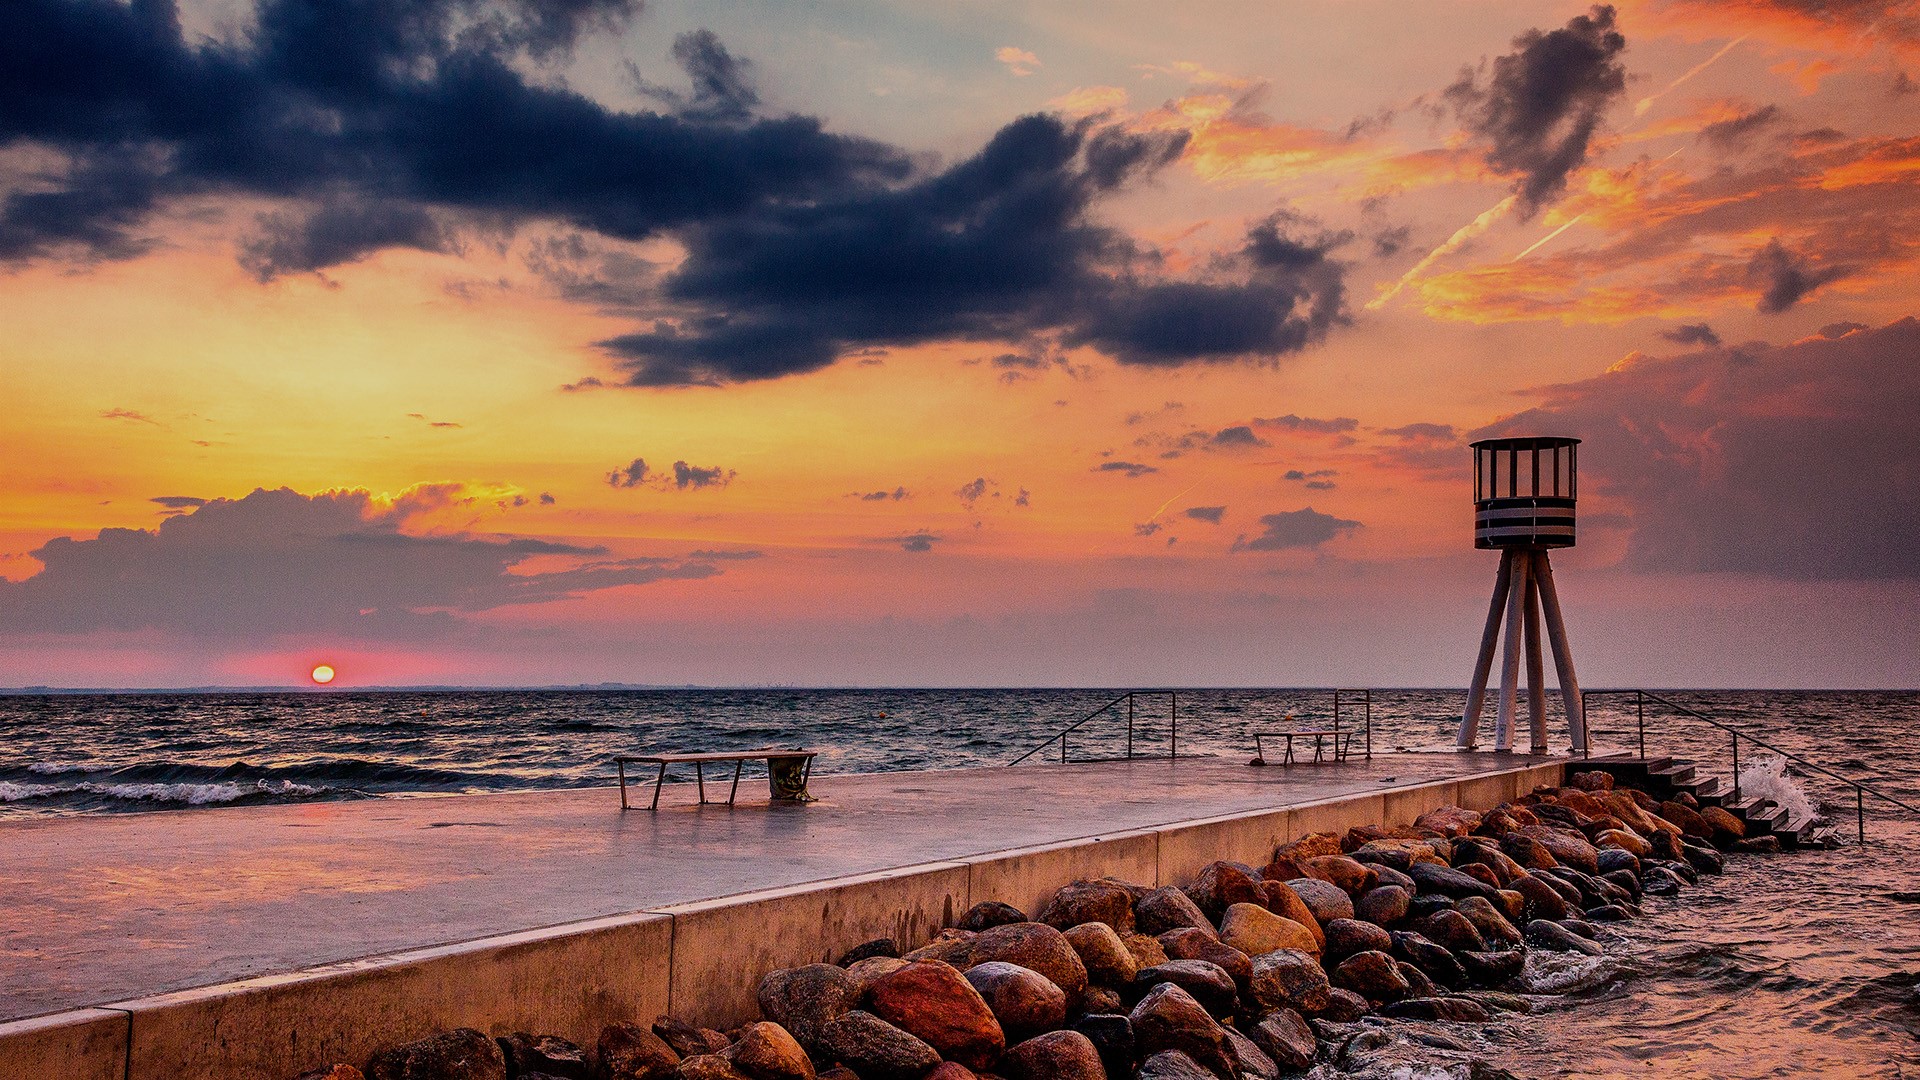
[1533,550,1586,750]
[1458,550,1516,749]
[1523,556,1548,753]
[1494,549,1531,752]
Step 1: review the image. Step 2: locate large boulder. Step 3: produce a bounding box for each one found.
[1516,826,1600,874]
[958,900,1029,932]
[817,1012,941,1080]
[757,965,860,1058]
[1497,834,1559,872]
[1329,950,1412,1005]
[1656,801,1713,840]
[1129,983,1233,1078]
[1386,931,1466,990]
[1322,918,1393,964]
[1137,1051,1217,1080]
[968,923,1089,1005]
[844,956,909,997]
[903,928,977,965]
[1457,948,1526,987]
[1218,902,1320,959]
[964,962,1068,1043]
[1071,1013,1135,1079]
[1354,885,1410,928]
[1259,880,1326,948]
[837,939,901,966]
[1133,960,1238,1019]
[1413,805,1482,838]
[1183,861,1268,922]
[366,1030,506,1080]
[1352,838,1447,872]
[1569,770,1615,792]
[1158,927,1254,993]
[1249,1008,1317,1071]
[1451,896,1522,950]
[1595,828,1652,858]
[1699,806,1747,843]
[676,1056,750,1080]
[1222,1026,1280,1080]
[1298,856,1379,898]
[1407,862,1500,902]
[1244,948,1332,1015]
[594,1025,680,1080]
[721,1023,815,1080]
[499,1033,590,1080]
[1123,932,1171,970]
[1041,881,1137,934]
[868,960,1006,1071]
[1524,919,1603,956]
[1274,832,1343,864]
[1064,921,1139,986]
[1002,1031,1107,1080]
[1135,886,1217,937]
[1381,997,1491,1023]
[1286,878,1355,924]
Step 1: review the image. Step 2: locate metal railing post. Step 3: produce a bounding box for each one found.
[1857,787,1865,845]
[1170,690,1178,760]
[1636,690,1645,760]
[1365,690,1372,761]
[1731,732,1740,803]
[1127,693,1135,760]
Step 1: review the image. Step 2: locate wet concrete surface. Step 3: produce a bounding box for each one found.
[0,751,1557,1020]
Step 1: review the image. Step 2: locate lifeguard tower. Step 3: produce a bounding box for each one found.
[1456,436,1587,753]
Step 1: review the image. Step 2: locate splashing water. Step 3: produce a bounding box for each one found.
[1736,754,1822,823]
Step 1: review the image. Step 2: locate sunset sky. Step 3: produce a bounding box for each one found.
[3,0,1917,688]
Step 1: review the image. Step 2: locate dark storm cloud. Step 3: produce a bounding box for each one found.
[850,487,909,501]
[240,197,457,281]
[1747,238,1848,313]
[1094,461,1158,478]
[1210,426,1268,449]
[1183,506,1226,524]
[1661,323,1722,348]
[893,531,939,553]
[0,486,719,637]
[0,0,907,263]
[1229,507,1361,552]
[1445,6,1628,216]
[149,495,207,509]
[1481,318,1920,579]
[6,2,1353,386]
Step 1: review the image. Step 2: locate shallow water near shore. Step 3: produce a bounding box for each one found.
[3,687,1917,1076]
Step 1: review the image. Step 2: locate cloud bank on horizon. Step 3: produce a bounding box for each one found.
[2,0,1917,686]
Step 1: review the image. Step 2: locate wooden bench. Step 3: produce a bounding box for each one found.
[616,749,818,810]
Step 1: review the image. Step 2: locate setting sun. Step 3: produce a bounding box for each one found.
[309,665,336,685]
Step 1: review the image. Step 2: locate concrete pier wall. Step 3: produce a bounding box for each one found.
[6,759,1562,1080]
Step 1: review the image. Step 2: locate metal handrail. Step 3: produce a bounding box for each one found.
[1008,690,1178,766]
[1585,688,1920,843]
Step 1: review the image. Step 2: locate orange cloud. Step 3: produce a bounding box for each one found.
[1623,0,1920,62]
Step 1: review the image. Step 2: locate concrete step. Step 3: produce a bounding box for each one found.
[1689,777,1727,806]
[1648,760,1697,787]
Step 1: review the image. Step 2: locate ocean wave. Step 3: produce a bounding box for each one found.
[0,778,328,805]
[1736,755,1821,823]
[1519,950,1621,995]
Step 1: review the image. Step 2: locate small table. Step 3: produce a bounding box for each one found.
[616,750,818,810]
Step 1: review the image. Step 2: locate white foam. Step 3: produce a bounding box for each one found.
[1520,949,1619,994]
[0,781,55,801]
[0,779,324,804]
[1736,754,1821,822]
[27,760,90,775]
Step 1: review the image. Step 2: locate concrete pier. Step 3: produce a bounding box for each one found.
[0,752,1565,1080]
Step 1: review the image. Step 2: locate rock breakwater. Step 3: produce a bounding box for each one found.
[290,770,1782,1080]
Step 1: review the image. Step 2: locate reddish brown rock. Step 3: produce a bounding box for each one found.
[1322,917,1394,963]
[1733,835,1781,853]
[594,1023,679,1080]
[868,960,1005,1071]
[1299,855,1379,897]
[1182,861,1266,922]
[903,928,978,965]
[1414,805,1483,838]
[1516,825,1600,874]
[1040,880,1137,934]
[1259,880,1325,947]
[1122,931,1171,970]
[1158,927,1253,992]
[1249,1007,1317,1070]
[964,962,1068,1043]
[1508,873,1568,921]
[958,901,1028,932]
[1286,878,1355,924]
[1129,983,1233,1078]
[1700,805,1747,843]
[721,1023,814,1080]
[1135,886,1216,938]
[1330,950,1413,1005]
[1244,948,1332,1015]
[817,1011,940,1080]
[1063,921,1137,986]
[366,1030,506,1080]
[650,1019,728,1060]
[1556,790,1611,820]
[924,1065,977,1080]
[967,923,1088,1005]
[845,956,909,996]
[1133,960,1239,1019]
[1274,831,1343,863]
[676,1056,750,1080]
[1218,902,1319,959]
[757,965,859,1058]
[294,1068,364,1080]
[1002,1030,1106,1080]
[1569,770,1615,792]
[1137,1050,1216,1080]
[1355,884,1411,927]
[1595,828,1652,858]
[1221,1025,1280,1080]
[1454,862,1503,892]
[1498,833,1559,871]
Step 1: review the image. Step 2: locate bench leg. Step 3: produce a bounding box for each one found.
[650,762,667,811]
[1283,736,1295,765]
[695,761,706,804]
[729,759,744,805]
[618,760,628,811]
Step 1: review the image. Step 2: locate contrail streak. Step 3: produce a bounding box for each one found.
[1511,213,1585,261]
[1635,34,1748,116]
[1148,483,1198,523]
[1365,195,1518,310]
